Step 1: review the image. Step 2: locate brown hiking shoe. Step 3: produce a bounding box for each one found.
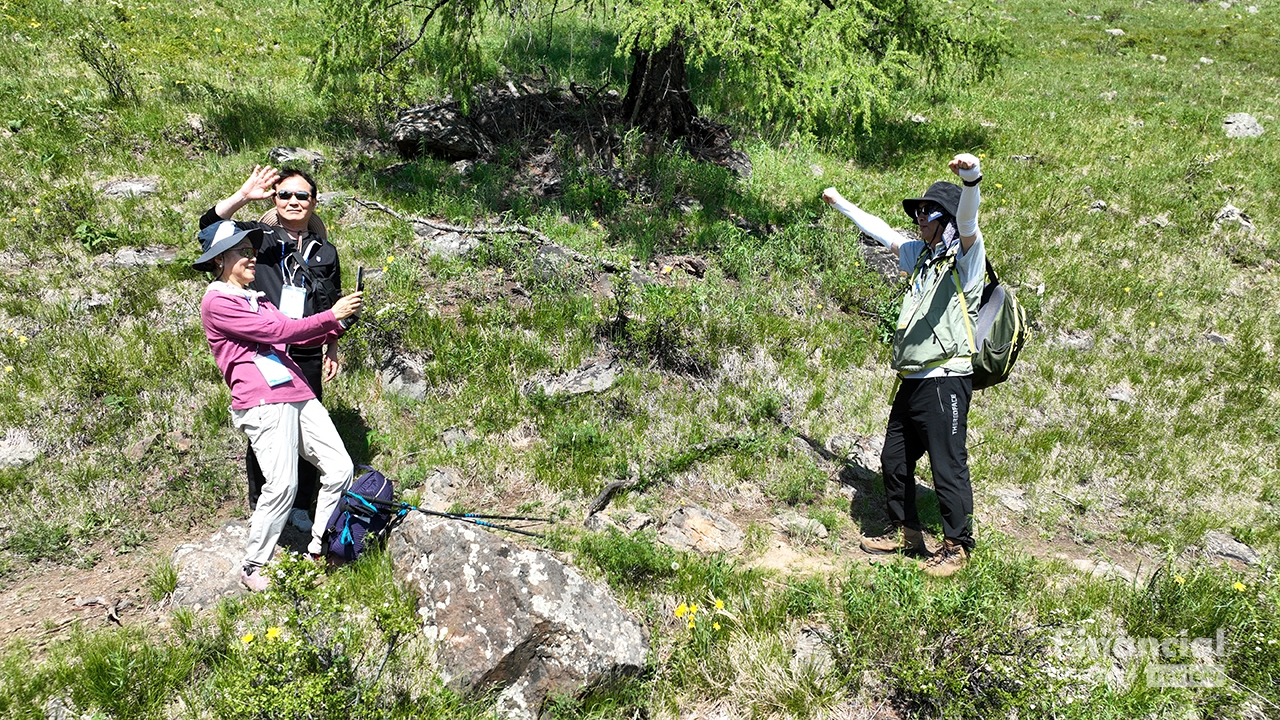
[922,540,969,578]
[860,524,927,555]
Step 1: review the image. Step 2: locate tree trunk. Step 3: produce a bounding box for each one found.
[621,34,697,141]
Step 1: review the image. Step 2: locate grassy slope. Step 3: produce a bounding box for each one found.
[0,0,1278,717]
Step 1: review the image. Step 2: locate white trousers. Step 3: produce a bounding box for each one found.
[232,399,352,566]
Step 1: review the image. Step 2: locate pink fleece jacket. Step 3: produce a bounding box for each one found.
[200,283,344,410]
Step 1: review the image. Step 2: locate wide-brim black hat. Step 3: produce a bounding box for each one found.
[192,220,264,273]
[902,181,962,222]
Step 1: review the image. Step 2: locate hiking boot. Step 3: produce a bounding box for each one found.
[240,565,270,592]
[289,508,314,533]
[860,524,926,555]
[922,540,969,578]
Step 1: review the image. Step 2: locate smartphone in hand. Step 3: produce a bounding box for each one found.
[357,266,365,292]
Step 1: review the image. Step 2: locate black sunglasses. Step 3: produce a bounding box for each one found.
[276,190,312,201]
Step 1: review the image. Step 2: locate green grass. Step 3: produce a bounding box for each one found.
[0,0,1278,715]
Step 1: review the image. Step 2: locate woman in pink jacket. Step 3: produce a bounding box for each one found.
[194,220,363,591]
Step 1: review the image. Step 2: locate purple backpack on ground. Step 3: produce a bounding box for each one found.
[324,467,401,563]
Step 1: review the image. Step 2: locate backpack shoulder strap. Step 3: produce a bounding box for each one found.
[951,265,977,355]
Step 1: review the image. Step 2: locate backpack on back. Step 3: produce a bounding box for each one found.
[963,259,1029,390]
[324,467,402,563]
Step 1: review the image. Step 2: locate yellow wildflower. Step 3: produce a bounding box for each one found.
[386,255,395,263]
[592,221,600,229]
[688,603,698,615]
[994,183,1003,189]
[4,366,12,373]
[17,335,26,344]
[662,265,673,275]
[715,599,725,611]
[1174,575,1185,585]
[266,626,281,640]
[214,27,221,32]
[713,622,721,631]
[31,208,39,215]
[241,633,255,644]
[687,620,695,630]
[1124,287,1131,293]
[675,603,688,618]
[1157,292,1164,297]
[1149,322,1155,328]
[1233,581,1246,592]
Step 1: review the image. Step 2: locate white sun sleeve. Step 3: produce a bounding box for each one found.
[822,188,906,250]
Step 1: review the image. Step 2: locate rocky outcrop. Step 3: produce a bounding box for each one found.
[390,513,648,719]
[657,506,744,554]
[171,521,250,609]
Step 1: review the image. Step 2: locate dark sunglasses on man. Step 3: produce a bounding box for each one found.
[276,190,312,202]
[915,202,945,223]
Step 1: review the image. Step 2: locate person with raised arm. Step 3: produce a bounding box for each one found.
[823,153,986,577]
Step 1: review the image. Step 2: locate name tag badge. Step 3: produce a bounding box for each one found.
[252,352,293,387]
[280,285,306,319]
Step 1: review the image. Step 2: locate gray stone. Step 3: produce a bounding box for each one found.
[315,191,349,207]
[1199,57,1216,65]
[529,358,619,396]
[792,625,833,674]
[1106,383,1135,404]
[909,114,929,124]
[1104,28,1125,36]
[1137,213,1171,228]
[390,513,648,720]
[1213,204,1256,233]
[1203,332,1232,346]
[992,487,1028,513]
[1223,113,1264,138]
[776,511,829,541]
[126,434,156,463]
[1088,200,1108,213]
[1203,531,1260,566]
[442,427,475,450]
[268,146,325,169]
[531,245,581,284]
[584,510,654,534]
[171,521,250,609]
[392,103,494,160]
[417,229,480,258]
[1151,54,1167,63]
[418,467,463,511]
[658,506,744,554]
[1054,329,1095,351]
[0,428,39,468]
[674,196,703,215]
[378,353,429,401]
[808,164,824,178]
[98,177,158,198]
[790,436,825,467]
[1071,557,1135,583]
[106,246,178,267]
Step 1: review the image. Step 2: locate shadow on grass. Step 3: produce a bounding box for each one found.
[329,405,373,467]
[836,116,994,170]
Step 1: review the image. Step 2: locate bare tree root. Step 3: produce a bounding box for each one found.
[353,197,624,273]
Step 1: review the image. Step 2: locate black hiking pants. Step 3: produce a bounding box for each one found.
[247,347,322,518]
[880,375,975,550]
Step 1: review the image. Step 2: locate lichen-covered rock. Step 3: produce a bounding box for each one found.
[657,506,744,554]
[171,521,250,609]
[390,514,648,719]
[392,103,494,160]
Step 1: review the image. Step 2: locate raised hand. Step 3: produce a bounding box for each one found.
[237,165,281,202]
[948,153,982,182]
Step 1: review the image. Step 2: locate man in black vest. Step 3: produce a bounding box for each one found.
[199,165,344,533]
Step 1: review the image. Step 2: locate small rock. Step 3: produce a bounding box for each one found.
[585,510,654,534]
[126,434,156,463]
[1106,383,1135,404]
[1223,113,1264,138]
[172,521,251,608]
[167,431,192,453]
[1213,203,1256,233]
[1151,54,1167,63]
[658,506,744,554]
[106,246,178,268]
[792,625,833,673]
[1127,118,1145,128]
[809,164,824,178]
[674,196,703,215]
[45,697,82,720]
[416,229,480,258]
[776,511,829,540]
[909,114,929,124]
[1104,28,1125,36]
[1100,91,1118,102]
[267,146,325,169]
[1055,329,1095,351]
[98,177,159,199]
[791,436,826,466]
[392,102,493,160]
[1010,154,1038,163]
[451,159,475,175]
[527,358,619,396]
[1202,531,1260,566]
[992,487,1028,513]
[441,427,474,450]
[73,596,107,607]
[0,429,39,468]
[1071,558,1135,583]
[531,245,581,285]
[378,353,429,401]
[1199,56,1215,65]
[315,191,349,207]
[1203,332,1232,346]
[1247,5,1258,13]
[1084,14,1101,20]
[418,467,462,511]
[1218,1,1231,8]
[1137,213,1171,228]
[1089,200,1108,212]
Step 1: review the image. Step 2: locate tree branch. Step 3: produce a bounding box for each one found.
[352,197,624,272]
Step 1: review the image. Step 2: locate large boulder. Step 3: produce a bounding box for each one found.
[390,514,648,719]
[657,506,744,554]
[392,103,494,160]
